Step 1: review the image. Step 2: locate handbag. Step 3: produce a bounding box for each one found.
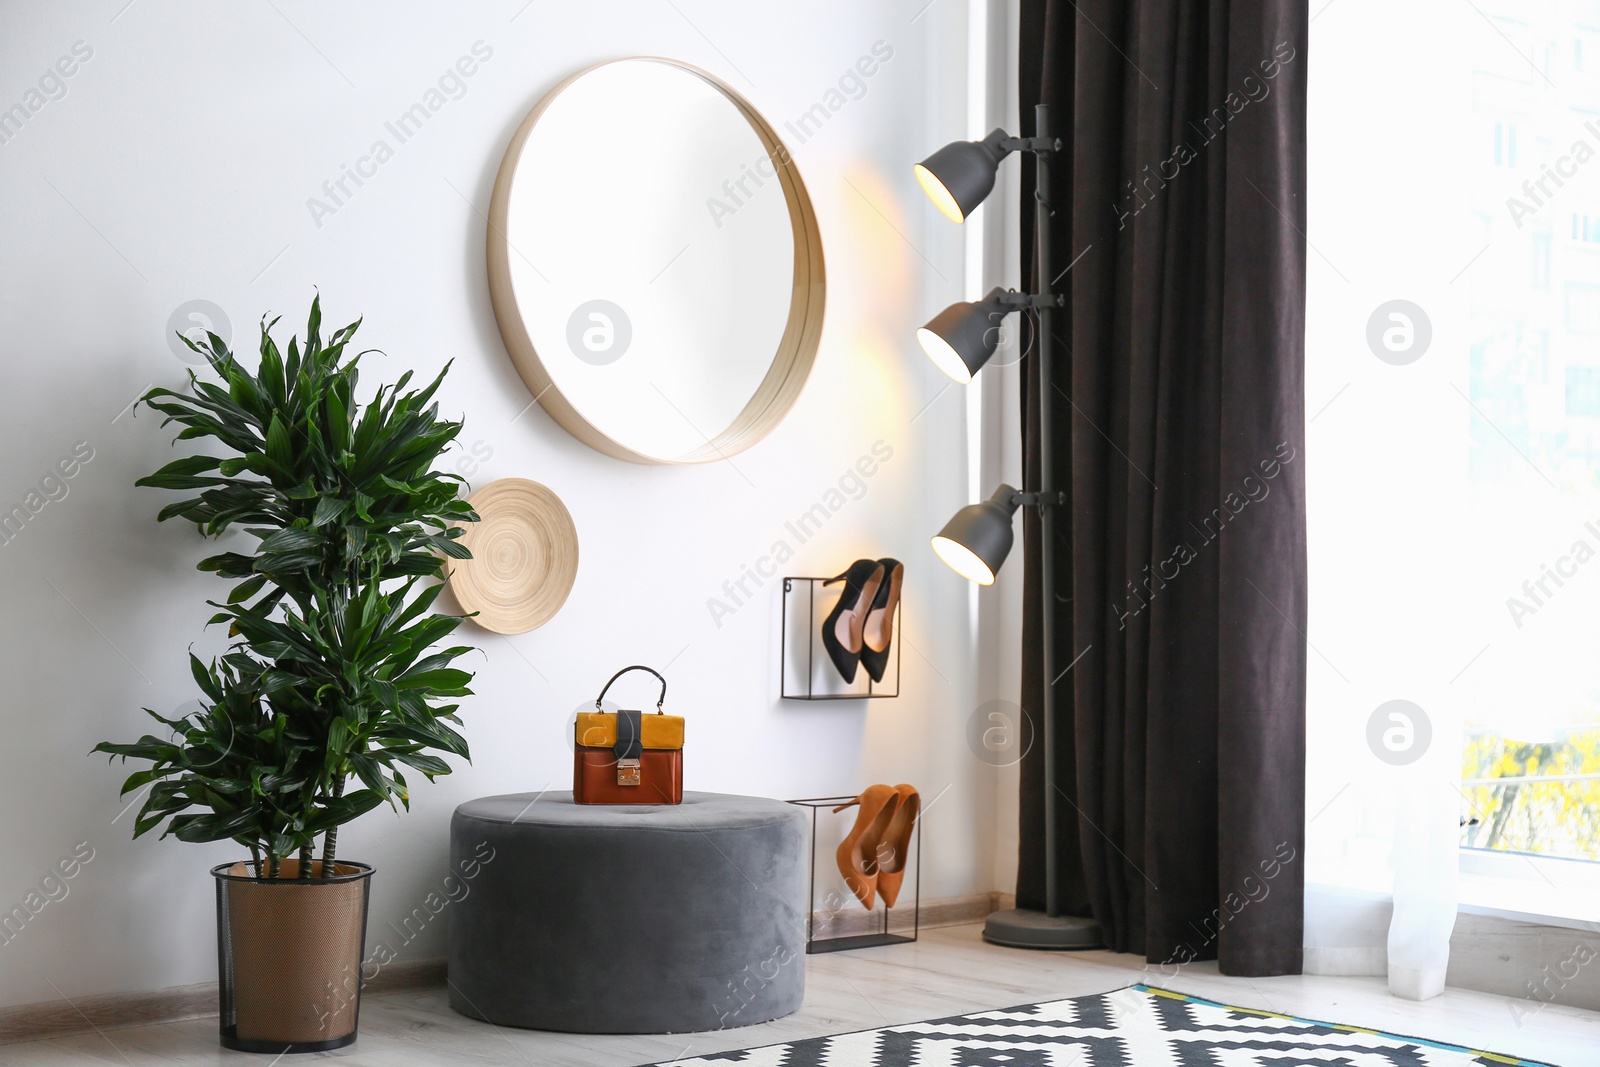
[572,665,684,805]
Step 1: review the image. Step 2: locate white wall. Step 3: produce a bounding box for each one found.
[0,1,1023,1007]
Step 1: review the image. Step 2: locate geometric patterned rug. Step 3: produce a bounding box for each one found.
[641,984,1558,1066]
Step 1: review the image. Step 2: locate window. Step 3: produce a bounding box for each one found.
[1566,365,1600,417]
[1465,3,1600,866]
[1565,282,1600,333]
[1308,0,1600,919]
[1492,121,1519,166]
[1576,29,1600,84]
[1462,731,1600,859]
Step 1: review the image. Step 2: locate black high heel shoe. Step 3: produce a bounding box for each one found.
[820,560,885,683]
[860,558,903,684]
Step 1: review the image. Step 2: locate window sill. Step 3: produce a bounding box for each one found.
[1310,851,1600,932]
[1457,849,1600,932]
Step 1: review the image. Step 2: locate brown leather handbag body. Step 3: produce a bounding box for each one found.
[573,665,684,805]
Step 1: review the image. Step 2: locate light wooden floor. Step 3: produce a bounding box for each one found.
[3,924,1596,1066]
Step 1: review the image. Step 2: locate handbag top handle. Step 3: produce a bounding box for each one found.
[595,665,667,713]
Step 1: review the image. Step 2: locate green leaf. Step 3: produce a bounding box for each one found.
[265,415,293,470]
[311,496,346,528]
[135,454,226,490]
[228,574,268,605]
[393,750,451,776]
[190,654,221,702]
[306,789,384,834]
[256,527,320,555]
[393,668,472,692]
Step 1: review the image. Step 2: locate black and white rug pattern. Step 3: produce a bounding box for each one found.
[644,984,1556,1066]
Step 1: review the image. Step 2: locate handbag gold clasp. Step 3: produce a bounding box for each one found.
[617,759,641,786]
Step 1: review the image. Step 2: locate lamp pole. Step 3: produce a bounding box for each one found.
[1034,102,1061,920]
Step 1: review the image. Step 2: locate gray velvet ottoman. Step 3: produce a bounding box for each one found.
[448,791,807,1033]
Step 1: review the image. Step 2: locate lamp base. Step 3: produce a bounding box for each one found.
[982,908,1102,950]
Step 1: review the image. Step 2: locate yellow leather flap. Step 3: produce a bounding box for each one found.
[575,712,684,750]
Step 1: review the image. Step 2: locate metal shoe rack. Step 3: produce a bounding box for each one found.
[787,795,920,954]
[779,576,901,700]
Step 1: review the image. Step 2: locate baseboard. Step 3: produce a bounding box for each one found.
[0,957,445,1046]
[809,890,1005,940]
[1303,945,1387,977]
[1,893,1013,1046]
[1447,912,1600,1014]
[1306,887,1600,1013]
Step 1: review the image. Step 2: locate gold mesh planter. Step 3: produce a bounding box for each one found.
[212,860,375,1054]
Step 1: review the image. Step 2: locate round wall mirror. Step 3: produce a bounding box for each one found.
[487,58,825,464]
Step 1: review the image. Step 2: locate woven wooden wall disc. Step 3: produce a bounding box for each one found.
[449,478,578,634]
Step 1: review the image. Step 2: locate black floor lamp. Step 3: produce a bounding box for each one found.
[914,105,1102,950]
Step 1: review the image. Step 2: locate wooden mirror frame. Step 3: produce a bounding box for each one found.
[486,58,826,465]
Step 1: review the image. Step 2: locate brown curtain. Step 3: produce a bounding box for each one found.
[1016,0,1308,976]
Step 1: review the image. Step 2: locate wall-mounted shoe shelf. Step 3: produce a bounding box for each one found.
[788,795,920,953]
[780,576,901,700]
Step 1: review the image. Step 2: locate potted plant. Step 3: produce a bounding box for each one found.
[95,296,478,1053]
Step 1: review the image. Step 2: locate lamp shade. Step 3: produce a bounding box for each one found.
[931,484,1021,585]
[913,128,1011,223]
[917,287,1010,384]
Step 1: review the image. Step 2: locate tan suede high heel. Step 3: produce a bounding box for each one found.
[834,785,900,911]
[874,784,920,909]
